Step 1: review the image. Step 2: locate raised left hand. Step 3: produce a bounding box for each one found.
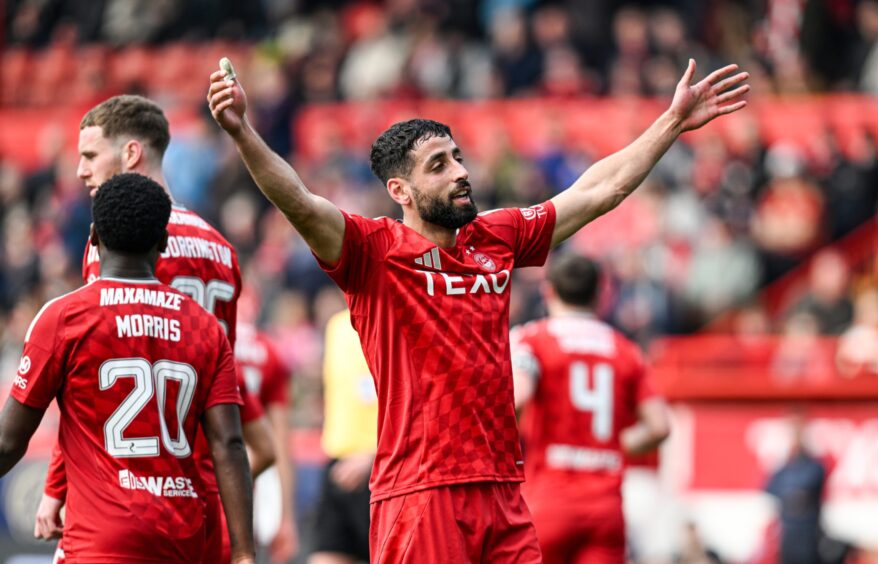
[669,59,750,132]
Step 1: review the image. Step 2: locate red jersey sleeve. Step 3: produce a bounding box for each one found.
[478,202,556,268]
[236,365,264,423]
[628,343,659,405]
[259,340,289,408]
[205,334,244,411]
[509,324,541,380]
[44,439,67,500]
[314,212,391,292]
[11,299,66,409]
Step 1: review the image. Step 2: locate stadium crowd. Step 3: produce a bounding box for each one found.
[0,1,877,561]
[3,3,878,356]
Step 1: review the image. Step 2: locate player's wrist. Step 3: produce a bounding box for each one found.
[659,110,686,136]
[229,115,254,142]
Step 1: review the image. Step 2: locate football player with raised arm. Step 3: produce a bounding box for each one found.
[208,58,747,562]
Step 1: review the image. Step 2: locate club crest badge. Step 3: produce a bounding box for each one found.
[473,252,496,272]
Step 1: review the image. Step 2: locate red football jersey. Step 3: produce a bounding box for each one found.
[511,314,658,499]
[235,322,289,409]
[55,205,250,501]
[317,203,556,502]
[12,279,241,562]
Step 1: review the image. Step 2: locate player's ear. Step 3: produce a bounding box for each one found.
[121,139,144,171]
[89,223,99,247]
[157,228,168,253]
[386,178,411,206]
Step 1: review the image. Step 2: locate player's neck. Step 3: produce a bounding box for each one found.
[549,303,594,318]
[137,167,175,204]
[403,214,458,249]
[99,254,159,281]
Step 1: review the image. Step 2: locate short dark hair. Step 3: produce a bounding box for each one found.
[547,253,601,307]
[370,119,453,184]
[81,95,171,157]
[92,173,171,254]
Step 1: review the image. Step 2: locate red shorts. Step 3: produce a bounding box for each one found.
[526,489,625,564]
[370,482,541,564]
[203,491,231,564]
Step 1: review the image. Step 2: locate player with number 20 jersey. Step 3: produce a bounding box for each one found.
[14,268,241,562]
[42,205,246,562]
[81,204,246,508]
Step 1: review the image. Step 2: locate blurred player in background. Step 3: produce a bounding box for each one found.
[235,289,298,562]
[33,95,274,564]
[0,173,255,563]
[308,308,377,564]
[764,413,826,564]
[209,58,748,562]
[511,253,670,564]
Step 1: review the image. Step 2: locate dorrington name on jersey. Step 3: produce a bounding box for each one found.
[85,236,233,270]
[163,236,233,268]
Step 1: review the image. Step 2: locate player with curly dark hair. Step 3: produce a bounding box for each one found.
[0,172,255,563]
[91,173,171,254]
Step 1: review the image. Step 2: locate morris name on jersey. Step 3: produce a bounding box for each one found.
[115,314,181,342]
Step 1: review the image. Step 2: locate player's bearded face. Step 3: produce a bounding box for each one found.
[411,181,478,229]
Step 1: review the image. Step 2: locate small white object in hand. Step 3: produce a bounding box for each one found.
[219,57,237,81]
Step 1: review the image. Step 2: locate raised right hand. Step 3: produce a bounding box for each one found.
[207,66,248,136]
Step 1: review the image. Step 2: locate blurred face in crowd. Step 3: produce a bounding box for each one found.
[406,135,477,230]
[77,126,125,198]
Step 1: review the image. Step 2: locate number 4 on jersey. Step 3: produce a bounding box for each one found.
[569,361,614,442]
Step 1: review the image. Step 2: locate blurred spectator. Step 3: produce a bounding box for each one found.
[850,0,878,93]
[682,218,761,320]
[607,6,649,96]
[835,287,878,377]
[818,128,878,241]
[101,0,180,44]
[489,7,542,96]
[765,413,826,564]
[751,144,825,282]
[789,249,854,335]
[771,311,834,385]
[338,4,410,100]
[162,106,224,213]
